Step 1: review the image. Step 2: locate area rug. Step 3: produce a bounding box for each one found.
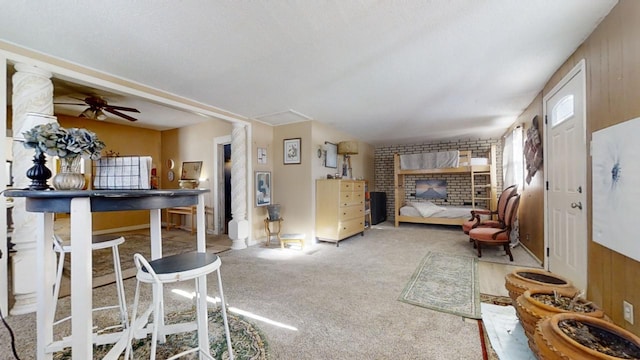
[58,229,232,297]
[53,308,268,359]
[399,251,480,319]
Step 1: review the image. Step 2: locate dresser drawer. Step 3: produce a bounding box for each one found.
[338,217,364,237]
[351,191,364,204]
[340,191,357,206]
[340,181,355,192]
[353,181,364,192]
[339,205,363,221]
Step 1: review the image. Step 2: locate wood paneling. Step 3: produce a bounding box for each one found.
[515,94,544,262]
[541,0,640,334]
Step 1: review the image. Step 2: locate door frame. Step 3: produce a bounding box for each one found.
[542,59,588,282]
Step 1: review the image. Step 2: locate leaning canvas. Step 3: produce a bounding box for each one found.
[592,117,640,262]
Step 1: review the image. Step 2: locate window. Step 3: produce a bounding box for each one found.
[503,126,524,190]
[552,95,574,127]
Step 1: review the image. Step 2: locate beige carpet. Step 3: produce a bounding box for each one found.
[2,221,541,359]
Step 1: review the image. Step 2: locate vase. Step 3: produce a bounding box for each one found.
[267,204,281,220]
[516,288,608,355]
[505,268,578,305]
[534,313,640,359]
[52,157,85,190]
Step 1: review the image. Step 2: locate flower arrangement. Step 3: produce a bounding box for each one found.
[22,123,106,160]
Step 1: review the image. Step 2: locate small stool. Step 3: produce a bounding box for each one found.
[280,233,305,249]
[52,234,129,333]
[125,252,234,359]
[264,217,283,246]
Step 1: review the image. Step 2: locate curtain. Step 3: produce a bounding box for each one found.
[503,127,524,245]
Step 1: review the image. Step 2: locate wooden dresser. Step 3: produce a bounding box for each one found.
[315,179,365,246]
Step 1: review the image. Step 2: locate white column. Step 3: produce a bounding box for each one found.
[228,123,248,250]
[10,63,54,315]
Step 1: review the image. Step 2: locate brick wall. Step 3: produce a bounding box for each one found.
[374,138,503,221]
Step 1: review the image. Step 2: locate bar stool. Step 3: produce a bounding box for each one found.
[52,234,129,333]
[125,252,234,360]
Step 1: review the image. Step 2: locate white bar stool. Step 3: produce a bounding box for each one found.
[52,234,129,333]
[125,252,234,360]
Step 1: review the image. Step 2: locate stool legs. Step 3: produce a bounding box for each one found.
[126,255,234,360]
[111,244,129,328]
[51,237,128,331]
[216,269,234,358]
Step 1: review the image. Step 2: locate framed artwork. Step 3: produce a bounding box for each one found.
[255,171,271,206]
[592,117,640,262]
[324,141,337,168]
[415,179,447,199]
[257,147,267,164]
[181,161,202,180]
[283,138,301,164]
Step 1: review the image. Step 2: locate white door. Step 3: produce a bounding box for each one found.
[544,60,588,291]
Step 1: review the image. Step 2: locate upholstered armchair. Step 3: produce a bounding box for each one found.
[468,194,521,261]
[462,184,518,235]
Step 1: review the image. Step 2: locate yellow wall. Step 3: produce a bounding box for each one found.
[57,114,162,231]
[273,121,313,236]
[160,118,233,230]
[251,120,275,237]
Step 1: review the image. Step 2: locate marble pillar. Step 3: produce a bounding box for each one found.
[10,63,55,314]
[228,123,248,250]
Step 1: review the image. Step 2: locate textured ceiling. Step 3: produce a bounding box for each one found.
[0,1,617,144]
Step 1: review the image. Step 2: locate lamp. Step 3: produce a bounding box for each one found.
[79,107,108,120]
[15,112,59,190]
[337,141,359,179]
[14,112,58,141]
[95,109,108,120]
[80,107,95,119]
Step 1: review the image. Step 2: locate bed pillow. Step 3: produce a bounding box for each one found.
[408,201,446,217]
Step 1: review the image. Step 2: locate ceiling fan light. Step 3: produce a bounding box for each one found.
[80,108,94,118]
[95,109,107,120]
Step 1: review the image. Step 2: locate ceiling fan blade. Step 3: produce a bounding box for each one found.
[54,102,86,106]
[104,105,140,113]
[104,108,138,122]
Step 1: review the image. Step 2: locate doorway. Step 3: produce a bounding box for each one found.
[223,144,232,234]
[543,59,588,291]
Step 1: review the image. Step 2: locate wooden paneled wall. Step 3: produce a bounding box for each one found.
[514,93,544,262]
[542,0,640,334]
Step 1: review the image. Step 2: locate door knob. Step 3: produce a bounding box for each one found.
[571,202,583,210]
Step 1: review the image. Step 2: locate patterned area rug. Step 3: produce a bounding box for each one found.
[53,308,268,359]
[58,229,231,297]
[399,251,480,319]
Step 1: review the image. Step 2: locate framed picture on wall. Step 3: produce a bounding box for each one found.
[255,171,271,206]
[324,141,337,168]
[283,138,301,164]
[181,161,203,180]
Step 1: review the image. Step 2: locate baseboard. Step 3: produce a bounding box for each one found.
[92,224,150,235]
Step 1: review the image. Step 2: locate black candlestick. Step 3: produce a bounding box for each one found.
[26,152,52,190]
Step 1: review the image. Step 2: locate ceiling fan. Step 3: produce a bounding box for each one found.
[55,96,140,122]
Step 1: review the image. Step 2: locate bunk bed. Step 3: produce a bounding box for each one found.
[394,145,497,227]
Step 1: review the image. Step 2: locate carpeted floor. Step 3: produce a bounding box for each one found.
[2,220,542,359]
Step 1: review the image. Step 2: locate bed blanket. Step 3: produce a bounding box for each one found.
[400,150,459,170]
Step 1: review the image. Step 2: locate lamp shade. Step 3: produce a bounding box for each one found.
[14,112,58,141]
[337,141,359,155]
